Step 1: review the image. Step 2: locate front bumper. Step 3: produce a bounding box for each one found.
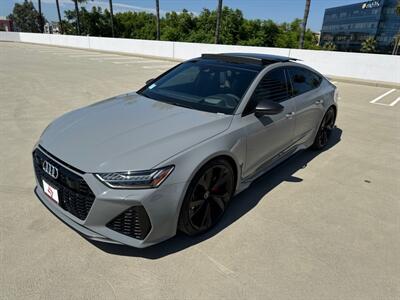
[33,147,187,248]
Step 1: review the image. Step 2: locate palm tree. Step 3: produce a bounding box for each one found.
[71,0,92,35]
[72,0,81,35]
[38,0,44,33]
[215,0,223,44]
[299,0,311,48]
[361,37,377,53]
[55,0,63,34]
[155,0,160,40]
[109,0,115,37]
[392,0,400,55]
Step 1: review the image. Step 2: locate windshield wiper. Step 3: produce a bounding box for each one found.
[167,101,193,109]
[139,91,194,110]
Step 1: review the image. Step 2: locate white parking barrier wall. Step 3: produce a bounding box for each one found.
[1,32,399,84]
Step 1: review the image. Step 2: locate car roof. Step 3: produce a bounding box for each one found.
[200,53,299,66]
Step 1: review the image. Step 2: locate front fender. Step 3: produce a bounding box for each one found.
[153,125,246,230]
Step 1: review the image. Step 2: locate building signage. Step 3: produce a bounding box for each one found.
[361,1,380,9]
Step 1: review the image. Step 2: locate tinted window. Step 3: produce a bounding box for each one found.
[287,67,322,96]
[138,60,259,114]
[244,68,289,115]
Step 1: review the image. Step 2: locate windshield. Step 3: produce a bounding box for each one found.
[138,60,261,114]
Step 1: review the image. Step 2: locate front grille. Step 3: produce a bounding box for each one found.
[33,148,95,220]
[106,206,151,240]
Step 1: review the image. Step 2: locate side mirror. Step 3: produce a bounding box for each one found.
[254,100,284,117]
[146,78,155,85]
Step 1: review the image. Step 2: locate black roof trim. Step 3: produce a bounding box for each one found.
[201,53,300,66]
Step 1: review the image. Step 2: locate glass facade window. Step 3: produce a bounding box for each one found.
[320,0,400,53]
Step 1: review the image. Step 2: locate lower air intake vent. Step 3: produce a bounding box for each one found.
[106,206,151,240]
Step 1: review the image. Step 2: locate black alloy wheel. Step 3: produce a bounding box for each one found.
[312,107,336,150]
[179,159,235,236]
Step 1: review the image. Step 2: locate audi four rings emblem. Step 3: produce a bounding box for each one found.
[42,161,59,179]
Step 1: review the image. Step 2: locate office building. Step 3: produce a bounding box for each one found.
[320,0,400,53]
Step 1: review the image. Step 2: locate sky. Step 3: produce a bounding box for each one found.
[1,0,361,31]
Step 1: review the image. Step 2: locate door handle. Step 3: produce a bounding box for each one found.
[315,99,324,105]
[285,112,295,118]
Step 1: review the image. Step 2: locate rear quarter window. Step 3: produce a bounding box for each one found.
[287,67,322,97]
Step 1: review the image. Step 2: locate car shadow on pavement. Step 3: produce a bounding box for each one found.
[88,127,342,259]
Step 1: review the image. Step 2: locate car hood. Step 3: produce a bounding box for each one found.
[39,93,233,173]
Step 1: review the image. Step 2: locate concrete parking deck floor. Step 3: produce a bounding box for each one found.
[1,42,399,300]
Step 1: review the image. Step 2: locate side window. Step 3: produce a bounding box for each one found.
[243,68,289,115]
[287,67,322,97]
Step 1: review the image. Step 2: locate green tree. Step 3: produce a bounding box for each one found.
[215,0,223,43]
[361,37,377,53]
[299,0,311,49]
[161,9,196,41]
[55,4,379,53]
[303,30,320,49]
[71,0,90,35]
[67,6,113,36]
[188,9,214,43]
[275,19,301,48]
[275,19,317,49]
[115,11,156,39]
[221,8,244,44]
[67,0,100,35]
[8,0,42,32]
[59,19,75,34]
[237,19,280,47]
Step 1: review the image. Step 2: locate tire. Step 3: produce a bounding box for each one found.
[311,107,336,150]
[178,158,235,236]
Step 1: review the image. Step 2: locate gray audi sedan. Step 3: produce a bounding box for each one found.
[33,53,338,248]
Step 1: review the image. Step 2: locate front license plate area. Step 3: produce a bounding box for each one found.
[42,179,59,204]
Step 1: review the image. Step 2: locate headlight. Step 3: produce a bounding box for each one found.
[95,166,174,189]
[334,88,339,103]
